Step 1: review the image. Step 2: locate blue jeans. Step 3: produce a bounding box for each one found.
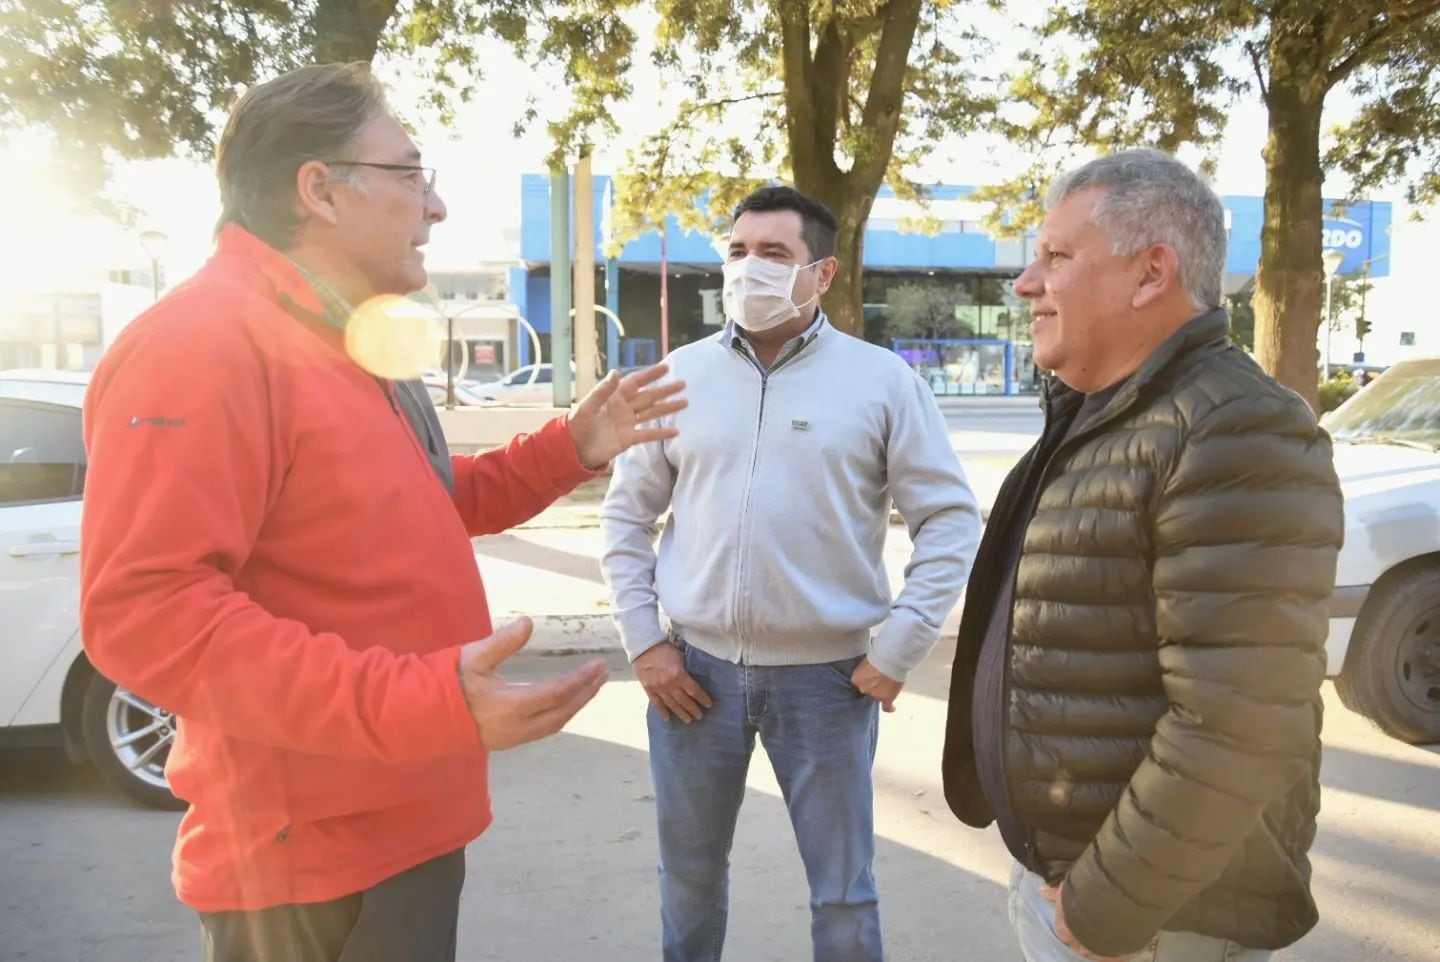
[647,643,883,962]
[1008,863,1273,962]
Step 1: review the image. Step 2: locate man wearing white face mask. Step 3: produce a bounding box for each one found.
[601,186,981,961]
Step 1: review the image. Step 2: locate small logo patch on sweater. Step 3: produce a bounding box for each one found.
[128,416,187,429]
[791,419,810,431]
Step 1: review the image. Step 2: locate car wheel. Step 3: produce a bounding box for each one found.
[1336,564,1440,744]
[80,673,185,810]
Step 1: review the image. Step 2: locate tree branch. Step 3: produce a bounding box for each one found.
[312,0,399,63]
[810,17,847,160]
[778,2,826,184]
[1246,40,1269,103]
[853,0,923,189]
[692,89,784,112]
[1328,0,1440,87]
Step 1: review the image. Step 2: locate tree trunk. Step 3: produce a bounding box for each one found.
[312,0,399,64]
[823,206,869,336]
[788,171,876,338]
[778,0,923,340]
[1252,71,1327,411]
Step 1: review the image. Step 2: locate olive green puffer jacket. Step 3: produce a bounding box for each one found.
[943,310,1344,955]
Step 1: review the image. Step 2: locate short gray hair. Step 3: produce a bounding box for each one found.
[216,62,388,247]
[1047,149,1227,311]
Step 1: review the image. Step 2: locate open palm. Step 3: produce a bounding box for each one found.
[567,364,687,469]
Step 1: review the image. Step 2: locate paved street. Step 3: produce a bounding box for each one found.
[2,640,1436,962]
[937,394,1045,447]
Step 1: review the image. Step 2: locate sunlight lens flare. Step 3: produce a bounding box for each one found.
[344,295,444,379]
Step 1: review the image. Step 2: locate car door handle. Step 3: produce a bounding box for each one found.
[10,541,81,557]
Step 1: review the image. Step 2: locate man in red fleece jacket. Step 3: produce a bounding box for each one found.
[80,62,685,962]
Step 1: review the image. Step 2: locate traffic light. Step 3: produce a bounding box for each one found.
[1355,317,1373,342]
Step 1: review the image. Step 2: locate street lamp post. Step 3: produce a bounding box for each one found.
[1356,253,1391,359]
[446,308,456,409]
[138,229,167,302]
[1321,248,1345,380]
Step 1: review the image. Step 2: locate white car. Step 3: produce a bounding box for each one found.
[470,363,567,405]
[418,371,492,407]
[467,362,642,405]
[0,369,181,808]
[1323,357,1440,743]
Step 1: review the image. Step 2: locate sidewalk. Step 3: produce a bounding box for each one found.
[935,393,1041,409]
[480,447,1020,653]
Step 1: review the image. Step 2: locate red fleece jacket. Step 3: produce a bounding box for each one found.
[80,225,594,911]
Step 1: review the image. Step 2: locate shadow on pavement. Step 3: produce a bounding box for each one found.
[0,747,108,800]
[473,532,607,584]
[1320,744,1440,808]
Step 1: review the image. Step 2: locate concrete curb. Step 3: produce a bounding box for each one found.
[525,613,624,655]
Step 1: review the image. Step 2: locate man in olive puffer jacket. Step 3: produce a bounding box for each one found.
[943,149,1343,962]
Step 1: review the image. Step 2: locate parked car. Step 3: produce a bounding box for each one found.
[0,369,182,809]
[418,370,492,407]
[1322,357,1440,743]
[467,362,649,405]
[469,363,560,405]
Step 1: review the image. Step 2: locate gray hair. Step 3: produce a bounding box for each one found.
[216,62,388,247]
[1047,149,1227,311]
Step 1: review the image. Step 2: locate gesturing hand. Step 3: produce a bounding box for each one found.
[567,364,687,470]
[458,618,608,750]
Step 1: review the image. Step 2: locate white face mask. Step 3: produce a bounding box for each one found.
[721,255,823,332]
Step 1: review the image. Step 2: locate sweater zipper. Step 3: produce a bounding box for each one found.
[730,333,817,658]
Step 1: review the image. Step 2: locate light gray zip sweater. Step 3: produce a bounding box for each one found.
[599,317,981,681]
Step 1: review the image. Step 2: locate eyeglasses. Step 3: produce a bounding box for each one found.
[325,161,437,201]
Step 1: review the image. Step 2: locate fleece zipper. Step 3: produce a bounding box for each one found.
[728,332,819,659]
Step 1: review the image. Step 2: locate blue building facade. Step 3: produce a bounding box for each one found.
[510,173,1392,374]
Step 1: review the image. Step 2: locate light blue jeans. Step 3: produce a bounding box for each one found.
[647,643,883,962]
[1008,863,1273,962]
